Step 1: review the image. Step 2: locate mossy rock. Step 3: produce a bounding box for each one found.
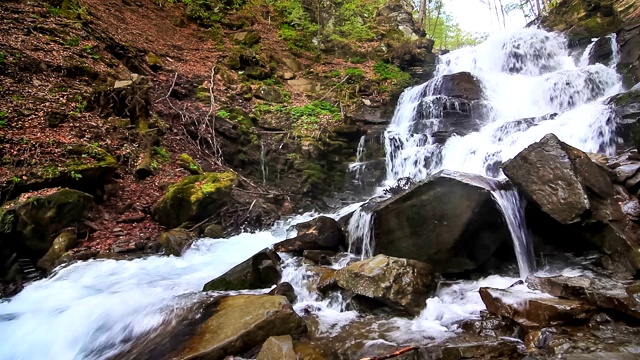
[177,153,204,175]
[159,228,196,256]
[1,188,93,260]
[64,144,118,181]
[154,171,236,228]
[37,231,78,271]
[145,53,163,70]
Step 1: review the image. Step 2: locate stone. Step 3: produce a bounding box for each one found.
[232,31,261,47]
[257,335,296,360]
[292,341,335,360]
[589,36,615,66]
[281,57,303,72]
[202,223,224,238]
[203,249,281,292]
[479,287,595,327]
[244,66,271,80]
[154,171,236,228]
[303,250,336,265]
[254,86,283,103]
[287,78,319,93]
[335,254,435,315]
[177,153,204,175]
[526,274,640,320]
[174,295,306,360]
[159,229,196,256]
[565,354,640,360]
[373,170,510,273]
[503,133,640,271]
[274,216,345,253]
[114,80,133,89]
[614,163,640,183]
[145,53,163,70]
[607,89,640,149]
[37,231,78,271]
[436,339,521,360]
[435,72,483,101]
[268,282,297,305]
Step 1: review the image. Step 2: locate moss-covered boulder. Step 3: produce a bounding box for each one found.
[203,248,281,291]
[173,295,307,359]
[154,171,236,228]
[541,0,623,44]
[1,189,93,278]
[37,231,78,271]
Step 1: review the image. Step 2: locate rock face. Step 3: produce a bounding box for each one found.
[479,287,595,327]
[203,249,281,292]
[503,133,640,272]
[274,216,346,253]
[527,274,640,320]
[373,170,511,273]
[154,171,236,228]
[608,89,640,149]
[257,335,297,360]
[435,72,483,101]
[173,295,306,360]
[335,254,435,315]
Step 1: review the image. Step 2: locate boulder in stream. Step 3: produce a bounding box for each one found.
[274,216,345,253]
[479,287,595,327]
[607,89,640,149]
[503,133,640,272]
[173,294,307,360]
[203,248,281,292]
[373,170,511,274]
[257,335,297,360]
[335,254,435,315]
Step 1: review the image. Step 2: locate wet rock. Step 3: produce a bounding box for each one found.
[154,171,236,228]
[37,231,77,271]
[203,248,281,292]
[373,170,510,273]
[565,353,640,360]
[607,89,640,149]
[479,287,595,327]
[159,228,196,256]
[589,36,615,66]
[435,339,522,360]
[335,254,435,315]
[302,250,336,265]
[257,335,296,360]
[268,282,296,304]
[526,274,640,320]
[173,295,306,360]
[202,223,224,238]
[293,341,337,360]
[435,72,483,101]
[503,133,640,271]
[274,216,345,253]
[614,163,640,183]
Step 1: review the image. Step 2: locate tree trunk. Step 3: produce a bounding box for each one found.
[418,0,427,28]
[535,0,542,16]
[498,0,507,29]
[431,0,443,40]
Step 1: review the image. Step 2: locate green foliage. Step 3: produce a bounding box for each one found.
[216,110,230,119]
[344,68,364,77]
[0,111,7,129]
[421,2,485,50]
[65,37,80,47]
[330,0,384,42]
[349,57,367,64]
[70,170,82,180]
[373,61,410,82]
[0,52,5,65]
[255,100,340,131]
[48,6,61,17]
[70,95,86,115]
[154,146,171,162]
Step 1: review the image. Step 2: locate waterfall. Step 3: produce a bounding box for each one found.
[382,28,623,277]
[0,28,627,359]
[491,189,535,278]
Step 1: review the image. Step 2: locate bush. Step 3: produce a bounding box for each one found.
[373,61,410,82]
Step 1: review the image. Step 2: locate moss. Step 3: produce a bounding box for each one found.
[155,171,236,228]
[177,153,204,175]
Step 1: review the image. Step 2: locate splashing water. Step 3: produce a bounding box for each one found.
[347,208,375,260]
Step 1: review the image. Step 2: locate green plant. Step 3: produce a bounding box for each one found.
[0,52,5,65]
[10,176,21,184]
[70,170,82,180]
[216,110,230,119]
[373,61,411,82]
[65,37,80,47]
[153,146,171,162]
[70,95,87,115]
[0,111,6,128]
[11,95,23,102]
[324,70,342,78]
[48,6,61,16]
[263,78,277,86]
[344,68,364,77]
[349,57,367,64]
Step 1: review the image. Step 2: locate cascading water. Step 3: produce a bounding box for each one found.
[383,28,622,278]
[0,28,627,359]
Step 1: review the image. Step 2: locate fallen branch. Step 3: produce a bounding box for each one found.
[360,346,419,360]
[318,75,350,102]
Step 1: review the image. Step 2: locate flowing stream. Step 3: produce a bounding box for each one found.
[0,29,625,359]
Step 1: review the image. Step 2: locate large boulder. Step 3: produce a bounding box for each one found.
[527,274,640,320]
[274,216,345,253]
[607,89,640,149]
[435,72,483,101]
[503,133,640,272]
[203,249,281,292]
[373,170,511,273]
[36,231,78,271]
[479,287,596,327]
[154,171,236,228]
[173,295,307,359]
[159,228,196,256]
[335,254,435,315]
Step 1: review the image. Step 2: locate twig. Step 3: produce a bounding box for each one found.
[360,346,419,360]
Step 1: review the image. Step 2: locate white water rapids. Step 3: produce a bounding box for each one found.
[0,29,625,359]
